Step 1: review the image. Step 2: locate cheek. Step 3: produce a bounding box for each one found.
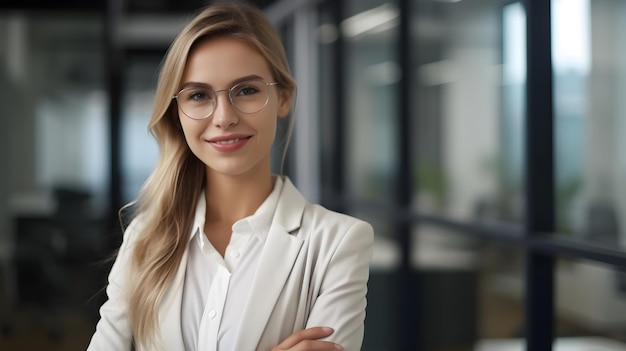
[179,119,204,145]
[260,114,278,137]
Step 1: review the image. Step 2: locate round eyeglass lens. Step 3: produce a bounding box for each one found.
[176,79,272,119]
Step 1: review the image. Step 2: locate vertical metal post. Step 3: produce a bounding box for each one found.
[105,0,124,243]
[331,0,345,213]
[396,0,417,349]
[293,5,321,203]
[524,0,555,350]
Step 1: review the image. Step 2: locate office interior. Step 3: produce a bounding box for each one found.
[1,0,625,350]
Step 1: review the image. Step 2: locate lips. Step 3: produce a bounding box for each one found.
[209,135,251,143]
[212,137,247,145]
[207,135,252,152]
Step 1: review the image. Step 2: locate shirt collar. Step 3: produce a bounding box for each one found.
[189,176,284,243]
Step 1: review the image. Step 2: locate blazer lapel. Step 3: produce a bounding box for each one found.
[233,178,306,351]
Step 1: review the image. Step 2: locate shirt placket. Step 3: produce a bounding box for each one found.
[197,263,231,351]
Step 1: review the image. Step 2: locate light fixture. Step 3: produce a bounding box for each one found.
[341,3,399,39]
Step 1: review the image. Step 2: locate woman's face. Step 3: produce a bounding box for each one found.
[177,37,291,180]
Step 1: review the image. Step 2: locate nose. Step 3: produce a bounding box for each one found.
[211,90,238,128]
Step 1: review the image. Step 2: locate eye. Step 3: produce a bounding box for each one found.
[233,83,261,97]
[184,89,213,102]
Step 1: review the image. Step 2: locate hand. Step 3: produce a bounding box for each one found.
[271,327,343,351]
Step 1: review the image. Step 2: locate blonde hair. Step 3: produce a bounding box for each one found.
[123,2,297,349]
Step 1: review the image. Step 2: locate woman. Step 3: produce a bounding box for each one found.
[87,2,374,350]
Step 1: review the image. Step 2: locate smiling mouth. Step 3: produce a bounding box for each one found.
[212,137,250,145]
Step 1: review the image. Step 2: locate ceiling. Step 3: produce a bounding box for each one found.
[0,0,279,13]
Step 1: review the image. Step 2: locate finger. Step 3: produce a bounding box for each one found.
[289,340,343,351]
[276,327,334,349]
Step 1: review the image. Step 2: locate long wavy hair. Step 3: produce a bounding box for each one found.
[123,2,297,349]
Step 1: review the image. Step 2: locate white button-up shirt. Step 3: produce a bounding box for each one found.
[181,177,283,351]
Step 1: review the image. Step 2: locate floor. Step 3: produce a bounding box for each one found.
[0,260,106,351]
[1,305,94,351]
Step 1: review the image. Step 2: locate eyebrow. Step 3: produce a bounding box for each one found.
[178,74,266,90]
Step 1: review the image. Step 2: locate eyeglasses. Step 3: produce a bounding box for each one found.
[172,78,279,120]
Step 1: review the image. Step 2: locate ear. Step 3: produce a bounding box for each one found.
[277,88,293,118]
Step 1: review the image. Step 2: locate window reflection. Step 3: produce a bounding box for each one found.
[343,0,399,204]
[553,0,626,250]
[121,55,161,204]
[36,91,109,213]
[411,0,526,227]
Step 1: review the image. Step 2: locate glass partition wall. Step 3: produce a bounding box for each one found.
[312,0,626,350]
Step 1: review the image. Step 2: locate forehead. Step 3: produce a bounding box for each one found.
[181,37,273,86]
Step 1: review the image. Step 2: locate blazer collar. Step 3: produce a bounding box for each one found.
[271,176,307,233]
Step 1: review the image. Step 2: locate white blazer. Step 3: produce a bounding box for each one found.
[87,177,374,351]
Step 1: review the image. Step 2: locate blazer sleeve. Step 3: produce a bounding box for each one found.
[304,220,375,351]
[86,220,138,351]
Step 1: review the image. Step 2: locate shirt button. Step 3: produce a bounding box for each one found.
[208,311,217,319]
[230,251,240,258]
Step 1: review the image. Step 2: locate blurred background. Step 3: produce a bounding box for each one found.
[1,0,626,350]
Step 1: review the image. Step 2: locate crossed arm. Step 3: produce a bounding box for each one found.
[272,327,343,351]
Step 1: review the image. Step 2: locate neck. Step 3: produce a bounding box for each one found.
[204,172,274,225]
